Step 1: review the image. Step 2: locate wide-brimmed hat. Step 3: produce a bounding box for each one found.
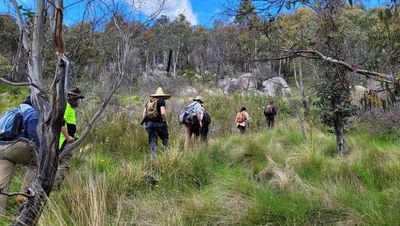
[68,87,85,99]
[193,96,204,103]
[150,87,171,99]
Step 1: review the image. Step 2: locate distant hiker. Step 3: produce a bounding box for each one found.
[236,107,249,134]
[179,96,210,151]
[264,101,277,128]
[53,88,85,190]
[142,87,170,156]
[0,96,39,215]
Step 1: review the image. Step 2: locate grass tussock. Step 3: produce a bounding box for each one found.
[1,94,399,225]
[37,113,400,226]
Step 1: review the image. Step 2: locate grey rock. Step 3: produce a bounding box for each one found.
[238,73,258,91]
[179,86,198,97]
[261,77,291,96]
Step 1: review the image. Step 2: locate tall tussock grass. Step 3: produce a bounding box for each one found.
[2,93,398,225]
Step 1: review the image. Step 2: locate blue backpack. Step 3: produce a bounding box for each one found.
[179,102,198,124]
[0,104,30,140]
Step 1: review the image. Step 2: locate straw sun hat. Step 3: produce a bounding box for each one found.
[150,87,171,99]
[193,96,204,103]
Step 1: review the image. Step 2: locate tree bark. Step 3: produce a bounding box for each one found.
[12,1,67,224]
[278,59,281,77]
[12,56,67,226]
[293,62,306,140]
[333,114,348,155]
[173,46,180,78]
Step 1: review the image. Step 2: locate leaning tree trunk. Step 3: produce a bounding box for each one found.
[12,1,67,223]
[333,114,348,155]
[12,56,67,225]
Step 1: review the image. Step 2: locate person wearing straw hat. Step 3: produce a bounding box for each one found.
[53,87,85,190]
[0,96,39,215]
[142,87,170,156]
[181,96,210,151]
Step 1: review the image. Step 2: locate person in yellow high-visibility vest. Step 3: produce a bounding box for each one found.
[54,88,84,189]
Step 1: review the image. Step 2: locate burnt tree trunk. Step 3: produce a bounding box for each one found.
[333,113,348,155]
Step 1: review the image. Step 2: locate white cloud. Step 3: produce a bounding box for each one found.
[133,0,198,25]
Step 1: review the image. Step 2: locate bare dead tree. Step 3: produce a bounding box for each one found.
[253,49,397,83]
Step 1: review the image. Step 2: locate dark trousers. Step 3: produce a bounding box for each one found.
[265,114,275,128]
[184,113,211,151]
[189,114,210,141]
[146,121,169,155]
[237,125,246,134]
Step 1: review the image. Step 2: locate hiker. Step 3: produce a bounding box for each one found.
[180,96,210,151]
[53,88,85,190]
[142,87,170,156]
[0,96,39,215]
[235,107,250,134]
[264,101,277,128]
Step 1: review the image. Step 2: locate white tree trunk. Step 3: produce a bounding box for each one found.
[173,46,180,78]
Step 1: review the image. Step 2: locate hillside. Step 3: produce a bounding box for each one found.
[40,118,400,225]
[2,89,399,225]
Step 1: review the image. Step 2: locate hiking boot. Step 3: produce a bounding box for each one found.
[16,195,26,205]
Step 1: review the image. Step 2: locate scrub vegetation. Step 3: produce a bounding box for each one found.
[2,90,399,225]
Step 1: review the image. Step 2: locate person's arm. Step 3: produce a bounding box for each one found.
[160,106,168,126]
[196,112,202,127]
[142,107,147,118]
[26,118,40,148]
[245,112,250,121]
[61,126,74,143]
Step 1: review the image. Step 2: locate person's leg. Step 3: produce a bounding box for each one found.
[271,117,275,128]
[155,124,169,152]
[200,124,209,141]
[267,115,273,128]
[17,166,36,204]
[239,125,245,134]
[53,151,73,190]
[0,141,33,214]
[0,158,14,216]
[147,123,158,155]
[184,125,192,151]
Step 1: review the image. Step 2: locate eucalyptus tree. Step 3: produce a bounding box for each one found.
[0,15,24,81]
[189,25,209,75]
[166,14,192,77]
[314,0,357,154]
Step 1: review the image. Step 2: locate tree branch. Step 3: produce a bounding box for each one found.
[0,188,35,198]
[59,75,123,159]
[0,76,46,93]
[254,49,396,83]
[289,49,395,83]
[11,0,30,51]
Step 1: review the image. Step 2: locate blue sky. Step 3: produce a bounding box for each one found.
[0,0,391,28]
[191,0,223,26]
[0,0,224,27]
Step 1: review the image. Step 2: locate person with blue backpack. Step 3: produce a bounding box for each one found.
[179,96,211,151]
[0,96,40,216]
